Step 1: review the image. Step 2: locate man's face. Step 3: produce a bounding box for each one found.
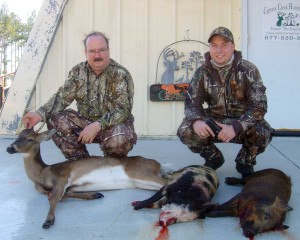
[209,35,235,66]
[85,35,110,75]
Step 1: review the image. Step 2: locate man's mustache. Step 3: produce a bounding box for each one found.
[94,58,103,62]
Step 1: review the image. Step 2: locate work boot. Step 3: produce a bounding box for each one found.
[201,145,225,170]
[236,162,254,178]
[204,155,225,170]
[235,147,257,177]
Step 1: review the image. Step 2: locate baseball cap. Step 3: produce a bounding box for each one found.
[208,26,234,44]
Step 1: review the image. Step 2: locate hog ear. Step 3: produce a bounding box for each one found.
[274,196,293,212]
[282,225,290,230]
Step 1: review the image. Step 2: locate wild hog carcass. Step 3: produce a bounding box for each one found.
[206,168,293,238]
[132,165,219,226]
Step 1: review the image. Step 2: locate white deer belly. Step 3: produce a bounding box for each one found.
[69,166,134,191]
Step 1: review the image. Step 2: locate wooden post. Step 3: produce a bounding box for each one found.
[0,0,69,136]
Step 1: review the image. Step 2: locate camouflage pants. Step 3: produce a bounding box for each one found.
[177,117,274,167]
[47,109,137,160]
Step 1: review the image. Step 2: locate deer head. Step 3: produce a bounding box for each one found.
[7,129,56,155]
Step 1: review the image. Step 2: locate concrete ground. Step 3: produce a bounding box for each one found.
[0,135,299,240]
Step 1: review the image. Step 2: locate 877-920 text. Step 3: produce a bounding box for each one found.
[264,35,300,40]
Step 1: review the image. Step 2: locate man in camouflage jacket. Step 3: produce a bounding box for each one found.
[22,32,137,160]
[177,27,274,177]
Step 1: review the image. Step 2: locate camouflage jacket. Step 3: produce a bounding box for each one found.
[185,50,268,134]
[37,59,134,130]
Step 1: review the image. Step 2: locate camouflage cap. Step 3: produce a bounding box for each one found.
[208,26,234,44]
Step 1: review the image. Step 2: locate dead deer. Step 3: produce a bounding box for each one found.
[6,128,166,229]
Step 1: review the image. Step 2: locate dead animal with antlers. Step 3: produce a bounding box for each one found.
[7,128,166,229]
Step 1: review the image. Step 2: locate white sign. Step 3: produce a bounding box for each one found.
[262,1,300,41]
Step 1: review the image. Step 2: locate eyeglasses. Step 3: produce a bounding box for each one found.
[86,48,108,55]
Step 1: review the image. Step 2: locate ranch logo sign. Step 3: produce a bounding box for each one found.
[262,0,300,41]
[150,40,208,101]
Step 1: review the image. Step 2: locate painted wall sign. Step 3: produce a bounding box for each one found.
[151,40,208,102]
[150,83,189,101]
[262,1,300,41]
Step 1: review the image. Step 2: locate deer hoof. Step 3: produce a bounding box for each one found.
[95,192,104,199]
[42,218,55,229]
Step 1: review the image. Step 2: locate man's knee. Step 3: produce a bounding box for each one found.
[177,119,197,145]
[245,122,274,149]
[102,134,134,157]
[48,110,73,133]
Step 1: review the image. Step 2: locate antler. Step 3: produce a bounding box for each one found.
[34,117,46,133]
[173,50,185,60]
[163,48,185,61]
[163,48,176,61]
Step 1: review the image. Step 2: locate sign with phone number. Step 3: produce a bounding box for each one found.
[262,1,300,41]
[264,35,300,40]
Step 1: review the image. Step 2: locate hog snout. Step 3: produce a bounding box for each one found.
[242,221,256,238]
[7,145,17,154]
[159,210,177,227]
[159,217,177,227]
[244,230,255,239]
[159,219,176,227]
[159,204,200,226]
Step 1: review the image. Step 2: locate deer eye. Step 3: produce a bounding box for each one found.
[27,138,34,143]
[264,212,271,220]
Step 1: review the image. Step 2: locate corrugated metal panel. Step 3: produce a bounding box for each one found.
[0,0,241,137]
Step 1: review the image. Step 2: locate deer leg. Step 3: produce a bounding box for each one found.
[43,183,66,229]
[34,183,50,195]
[62,191,104,200]
[148,175,166,188]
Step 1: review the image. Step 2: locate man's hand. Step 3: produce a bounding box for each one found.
[22,112,43,129]
[193,120,236,142]
[192,119,215,139]
[78,122,101,144]
[216,122,236,142]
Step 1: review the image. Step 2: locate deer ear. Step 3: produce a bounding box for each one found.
[274,196,293,212]
[46,129,57,140]
[38,129,56,142]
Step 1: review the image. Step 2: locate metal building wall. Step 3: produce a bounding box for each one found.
[1,0,241,137]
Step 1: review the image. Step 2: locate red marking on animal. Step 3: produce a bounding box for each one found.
[132,165,219,226]
[6,129,166,229]
[206,168,293,238]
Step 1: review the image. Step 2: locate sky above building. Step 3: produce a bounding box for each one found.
[0,0,43,22]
